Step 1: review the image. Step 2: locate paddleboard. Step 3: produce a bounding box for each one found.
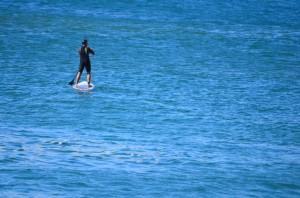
[72,81,95,91]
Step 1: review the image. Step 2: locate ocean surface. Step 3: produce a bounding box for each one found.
[0,0,300,197]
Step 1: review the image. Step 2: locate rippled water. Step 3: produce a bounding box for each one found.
[1,0,300,197]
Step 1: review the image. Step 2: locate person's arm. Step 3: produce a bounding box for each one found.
[89,47,95,55]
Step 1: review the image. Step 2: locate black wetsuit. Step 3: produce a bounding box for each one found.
[78,46,95,74]
[68,45,95,86]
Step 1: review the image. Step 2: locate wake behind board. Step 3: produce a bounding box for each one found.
[72,81,95,91]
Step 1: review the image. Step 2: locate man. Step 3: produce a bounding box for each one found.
[69,39,95,87]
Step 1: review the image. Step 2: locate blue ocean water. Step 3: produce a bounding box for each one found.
[0,0,300,197]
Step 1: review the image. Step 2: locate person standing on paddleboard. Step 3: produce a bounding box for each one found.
[69,39,95,87]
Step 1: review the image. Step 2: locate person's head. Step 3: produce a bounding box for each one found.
[82,39,88,46]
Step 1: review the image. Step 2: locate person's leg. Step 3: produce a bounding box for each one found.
[75,72,81,84]
[86,62,92,87]
[87,73,91,86]
[75,63,84,84]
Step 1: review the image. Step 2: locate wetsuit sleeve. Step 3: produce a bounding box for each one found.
[89,47,95,55]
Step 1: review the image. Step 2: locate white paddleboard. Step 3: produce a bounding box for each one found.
[72,81,95,91]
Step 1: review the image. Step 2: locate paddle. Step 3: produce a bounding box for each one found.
[68,72,78,85]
